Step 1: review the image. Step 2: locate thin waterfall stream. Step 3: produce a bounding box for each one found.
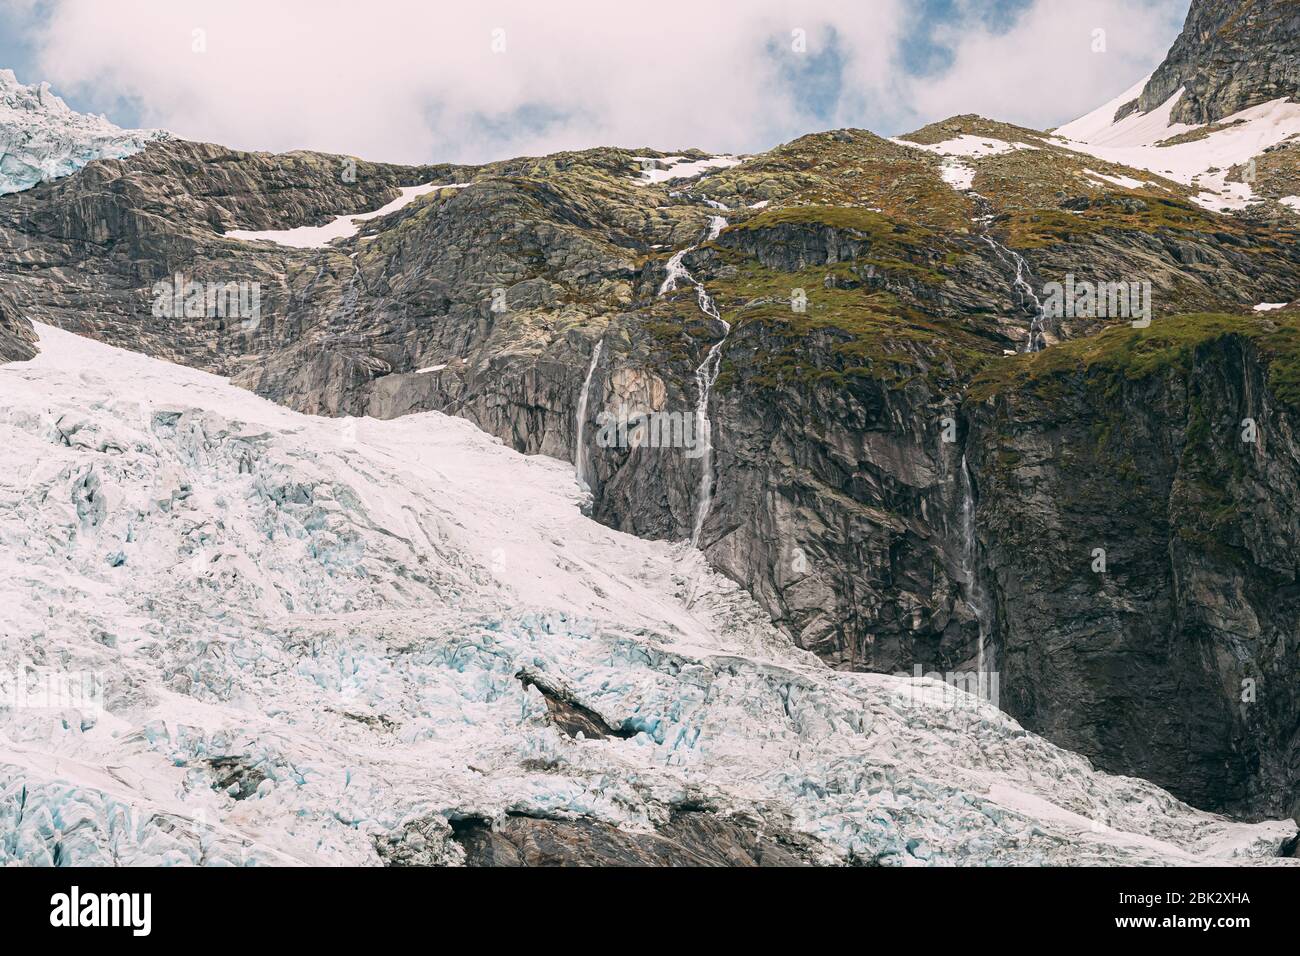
[658,211,731,547]
[959,453,993,680]
[574,339,603,492]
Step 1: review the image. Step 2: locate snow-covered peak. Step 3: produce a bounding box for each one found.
[0,69,166,195]
[1052,73,1154,144]
[1052,76,1300,212]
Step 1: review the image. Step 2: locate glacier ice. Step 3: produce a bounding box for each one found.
[0,69,165,195]
[0,324,1295,867]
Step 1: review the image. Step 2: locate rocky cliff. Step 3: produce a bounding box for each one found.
[967,312,1300,817]
[1131,0,1300,124]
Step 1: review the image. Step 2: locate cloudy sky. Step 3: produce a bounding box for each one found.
[1,0,1190,164]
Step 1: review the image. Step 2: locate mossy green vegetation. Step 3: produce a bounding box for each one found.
[970,311,1300,409]
[698,131,975,232]
[1000,194,1242,249]
[703,261,996,393]
[732,204,935,242]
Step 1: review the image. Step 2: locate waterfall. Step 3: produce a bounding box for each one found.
[981,235,1046,352]
[690,319,731,548]
[659,249,692,296]
[958,454,992,678]
[574,340,603,492]
[658,215,731,548]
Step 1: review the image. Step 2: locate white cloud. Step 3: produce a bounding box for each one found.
[8,0,1189,164]
[906,0,1189,132]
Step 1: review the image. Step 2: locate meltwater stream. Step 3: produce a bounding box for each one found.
[658,214,731,547]
[980,235,1047,353]
[959,453,992,677]
[574,340,603,492]
[690,319,731,547]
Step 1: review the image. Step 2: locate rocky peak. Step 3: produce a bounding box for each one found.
[1127,0,1300,124]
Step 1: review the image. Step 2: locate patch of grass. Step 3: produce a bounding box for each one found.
[732,204,936,243]
[999,194,1240,249]
[700,261,995,393]
[969,311,1300,411]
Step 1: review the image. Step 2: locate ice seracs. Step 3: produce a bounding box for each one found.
[0,69,165,195]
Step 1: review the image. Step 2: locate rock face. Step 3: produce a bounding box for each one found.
[0,286,36,361]
[1131,0,1300,124]
[447,812,818,867]
[967,315,1300,819]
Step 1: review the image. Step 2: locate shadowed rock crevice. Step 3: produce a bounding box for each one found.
[516,668,636,740]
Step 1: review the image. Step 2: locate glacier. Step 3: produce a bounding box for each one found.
[0,324,1296,866]
[0,69,165,195]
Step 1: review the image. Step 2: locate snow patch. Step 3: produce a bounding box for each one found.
[224,183,467,248]
[1084,169,1146,190]
[893,135,1034,194]
[1055,84,1300,213]
[899,135,1033,160]
[939,161,976,191]
[632,154,742,184]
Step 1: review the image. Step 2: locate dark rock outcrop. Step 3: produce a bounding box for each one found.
[516,668,635,740]
[449,811,818,867]
[1130,0,1299,124]
[967,316,1300,819]
[0,287,36,361]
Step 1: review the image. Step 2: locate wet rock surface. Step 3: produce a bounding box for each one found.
[967,321,1300,819]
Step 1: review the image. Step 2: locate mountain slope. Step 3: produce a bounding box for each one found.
[1,324,1295,866]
